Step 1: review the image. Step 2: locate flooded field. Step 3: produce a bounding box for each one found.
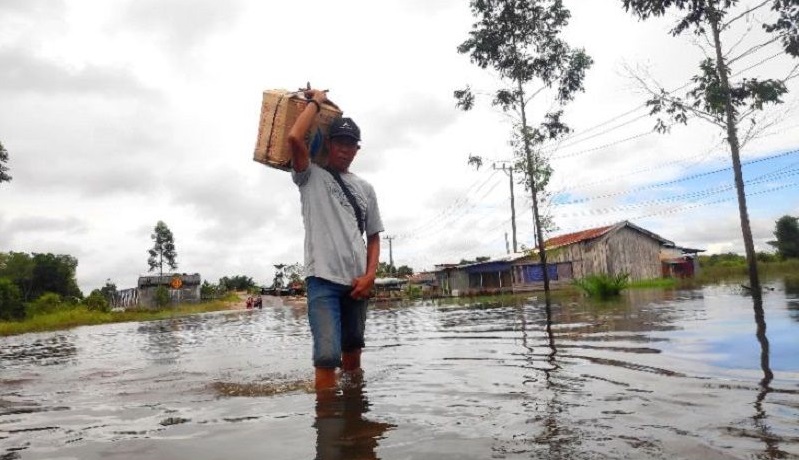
[1,279,798,459]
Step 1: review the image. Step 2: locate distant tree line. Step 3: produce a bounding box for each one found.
[376,262,413,278]
[699,214,799,267]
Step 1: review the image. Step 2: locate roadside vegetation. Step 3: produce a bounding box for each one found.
[692,254,799,285]
[0,292,241,337]
[0,250,256,337]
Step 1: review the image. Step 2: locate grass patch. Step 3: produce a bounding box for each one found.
[627,278,678,289]
[574,273,630,300]
[0,297,240,337]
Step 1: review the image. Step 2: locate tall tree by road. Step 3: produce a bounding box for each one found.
[147,221,178,276]
[455,0,592,295]
[0,141,11,185]
[622,0,799,295]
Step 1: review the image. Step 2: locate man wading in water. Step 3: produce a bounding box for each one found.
[288,88,383,391]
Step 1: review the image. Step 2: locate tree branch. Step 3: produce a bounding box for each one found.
[723,0,771,29]
[728,35,782,65]
[524,84,548,106]
[724,22,755,59]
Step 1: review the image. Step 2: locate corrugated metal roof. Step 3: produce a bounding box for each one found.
[542,221,676,250]
[544,225,615,249]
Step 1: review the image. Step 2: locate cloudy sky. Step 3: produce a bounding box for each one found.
[1,0,798,294]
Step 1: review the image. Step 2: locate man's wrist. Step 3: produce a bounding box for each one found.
[308,100,321,113]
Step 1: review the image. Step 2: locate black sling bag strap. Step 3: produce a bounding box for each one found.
[324,167,366,235]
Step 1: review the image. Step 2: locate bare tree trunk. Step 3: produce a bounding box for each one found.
[518,80,551,294]
[709,7,762,296]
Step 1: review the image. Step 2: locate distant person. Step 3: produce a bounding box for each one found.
[255,296,263,309]
[246,296,253,309]
[288,88,384,391]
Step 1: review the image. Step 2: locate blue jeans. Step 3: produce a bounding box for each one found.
[306,277,368,368]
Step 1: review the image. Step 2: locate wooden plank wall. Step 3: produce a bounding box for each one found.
[544,227,661,281]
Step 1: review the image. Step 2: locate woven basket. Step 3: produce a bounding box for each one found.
[253,89,343,171]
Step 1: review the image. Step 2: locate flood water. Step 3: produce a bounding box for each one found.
[1,279,798,459]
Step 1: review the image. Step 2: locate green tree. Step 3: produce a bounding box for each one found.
[622,0,799,294]
[270,263,304,288]
[30,253,82,300]
[0,252,81,301]
[100,279,117,303]
[0,141,11,184]
[218,275,256,291]
[768,215,799,259]
[376,262,394,278]
[284,263,304,285]
[147,221,178,276]
[26,292,63,317]
[396,265,414,277]
[154,286,170,307]
[85,289,110,312]
[201,280,223,300]
[0,252,35,301]
[0,278,25,321]
[455,0,593,295]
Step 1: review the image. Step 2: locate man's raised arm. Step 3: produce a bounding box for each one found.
[287,89,328,173]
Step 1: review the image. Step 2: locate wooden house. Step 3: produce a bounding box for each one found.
[434,221,699,296]
[526,221,679,282]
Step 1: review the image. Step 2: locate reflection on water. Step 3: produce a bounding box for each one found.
[0,334,76,367]
[1,281,798,459]
[314,374,394,460]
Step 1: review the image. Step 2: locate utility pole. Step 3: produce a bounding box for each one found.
[493,162,518,253]
[383,235,395,274]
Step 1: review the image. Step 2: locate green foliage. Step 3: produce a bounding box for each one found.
[574,273,630,300]
[30,253,82,300]
[0,252,82,301]
[148,220,178,276]
[621,1,798,135]
[85,289,110,313]
[26,292,64,317]
[458,256,491,265]
[627,277,677,289]
[768,215,799,259]
[218,275,256,291]
[377,262,394,277]
[405,284,423,300]
[0,299,240,336]
[100,280,117,302]
[0,252,34,301]
[154,286,170,308]
[699,252,747,268]
[467,154,483,170]
[757,251,779,263]
[396,265,414,277]
[271,263,303,288]
[201,281,222,300]
[0,140,11,184]
[0,278,25,320]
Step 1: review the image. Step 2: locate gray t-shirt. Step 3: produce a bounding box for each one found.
[292,163,384,286]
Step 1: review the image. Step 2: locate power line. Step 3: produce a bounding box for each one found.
[550,148,799,206]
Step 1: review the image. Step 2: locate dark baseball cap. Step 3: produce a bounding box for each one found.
[328,117,361,141]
